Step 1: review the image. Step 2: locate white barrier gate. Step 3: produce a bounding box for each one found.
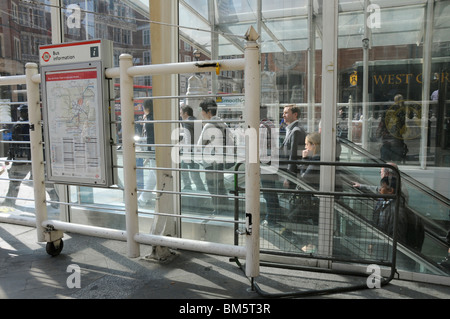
[0,27,261,279]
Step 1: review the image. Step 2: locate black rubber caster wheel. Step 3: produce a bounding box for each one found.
[46,239,64,256]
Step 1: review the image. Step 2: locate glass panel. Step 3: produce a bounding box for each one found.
[177,0,324,248]
[0,0,150,228]
[337,0,450,275]
[215,0,258,23]
[434,1,450,45]
[0,1,54,213]
[53,0,153,229]
[179,3,212,54]
[183,0,209,21]
[337,1,446,167]
[0,0,448,276]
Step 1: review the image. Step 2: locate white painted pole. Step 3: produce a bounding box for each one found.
[50,0,63,44]
[420,0,434,169]
[362,0,370,150]
[0,75,26,86]
[135,233,246,258]
[106,59,246,80]
[43,220,127,241]
[26,63,48,243]
[120,54,140,258]
[244,27,261,278]
[319,1,338,266]
[307,0,316,132]
[40,220,246,258]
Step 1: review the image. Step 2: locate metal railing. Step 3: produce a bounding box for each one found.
[1,37,449,294]
[0,28,262,280]
[230,160,450,296]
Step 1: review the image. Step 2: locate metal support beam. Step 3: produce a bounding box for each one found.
[26,63,48,243]
[362,0,371,150]
[244,26,261,278]
[420,0,435,169]
[307,0,316,133]
[50,0,64,44]
[149,0,179,260]
[119,54,140,258]
[318,0,338,266]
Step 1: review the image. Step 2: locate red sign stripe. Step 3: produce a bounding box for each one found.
[46,70,97,81]
[40,40,101,50]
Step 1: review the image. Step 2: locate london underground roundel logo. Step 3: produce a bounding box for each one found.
[42,51,51,62]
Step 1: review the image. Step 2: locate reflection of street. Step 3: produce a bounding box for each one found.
[0,158,60,220]
[384,101,422,140]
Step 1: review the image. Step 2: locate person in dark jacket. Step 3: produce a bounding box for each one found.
[376,94,408,163]
[2,105,59,208]
[299,132,321,188]
[260,105,283,225]
[280,105,306,189]
[369,176,408,256]
[287,132,321,225]
[138,99,157,205]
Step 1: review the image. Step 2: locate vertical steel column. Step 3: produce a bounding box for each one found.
[120,54,140,258]
[307,0,316,132]
[318,1,338,266]
[26,63,47,242]
[244,27,261,278]
[208,0,219,95]
[148,0,179,258]
[50,0,64,44]
[362,0,370,150]
[420,0,435,169]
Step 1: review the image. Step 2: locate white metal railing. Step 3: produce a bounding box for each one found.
[0,27,262,278]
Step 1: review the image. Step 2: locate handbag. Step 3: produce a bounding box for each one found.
[287,192,319,225]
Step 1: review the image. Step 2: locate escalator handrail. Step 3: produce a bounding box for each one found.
[237,160,449,275]
[338,137,450,209]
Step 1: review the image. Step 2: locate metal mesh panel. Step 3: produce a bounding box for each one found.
[259,190,396,267]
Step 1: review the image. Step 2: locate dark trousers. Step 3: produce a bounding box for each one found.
[204,163,228,214]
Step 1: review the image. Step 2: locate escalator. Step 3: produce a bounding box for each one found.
[149,136,450,278]
[207,138,450,278]
[338,138,449,249]
[322,139,449,275]
[256,157,450,278]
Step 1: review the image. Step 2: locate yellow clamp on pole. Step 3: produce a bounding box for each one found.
[215,63,221,75]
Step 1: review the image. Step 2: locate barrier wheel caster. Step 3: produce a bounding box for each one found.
[46,239,64,257]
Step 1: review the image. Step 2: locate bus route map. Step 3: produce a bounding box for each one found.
[44,68,104,183]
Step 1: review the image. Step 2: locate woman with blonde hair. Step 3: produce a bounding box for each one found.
[299,132,321,185]
[286,132,322,227]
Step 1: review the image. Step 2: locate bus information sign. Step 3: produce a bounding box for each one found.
[40,39,115,186]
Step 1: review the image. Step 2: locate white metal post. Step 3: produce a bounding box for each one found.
[420,0,435,169]
[362,0,370,150]
[244,27,261,278]
[148,0,179,260]
[50,0,63,44]
[319,1,338,266]
[120,54,140,258]
[307,0,316,132]
[26,63,48,242]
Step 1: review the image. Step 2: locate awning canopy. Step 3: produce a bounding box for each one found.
[173,0,450,56]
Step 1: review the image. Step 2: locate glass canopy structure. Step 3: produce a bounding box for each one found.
[0,0,449,282]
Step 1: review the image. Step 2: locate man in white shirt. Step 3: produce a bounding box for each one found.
[197,99,231,214]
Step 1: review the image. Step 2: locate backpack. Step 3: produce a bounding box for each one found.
[9,122,30,161]
[210,121,236,169]
[404,206,425,252]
